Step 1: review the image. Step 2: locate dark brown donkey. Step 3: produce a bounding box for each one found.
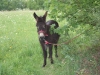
[33,11,60,67]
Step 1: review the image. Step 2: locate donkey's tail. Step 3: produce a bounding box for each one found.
[46,20,59,29]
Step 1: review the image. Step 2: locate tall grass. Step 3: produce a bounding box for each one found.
[0,10,100,75]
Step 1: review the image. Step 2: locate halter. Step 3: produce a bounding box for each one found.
[38,30,50,45]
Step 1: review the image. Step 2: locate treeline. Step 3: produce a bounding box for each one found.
[0,0,45,11]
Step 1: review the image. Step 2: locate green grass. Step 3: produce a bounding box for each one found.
[0,10,42,75]
[0,10,100,75]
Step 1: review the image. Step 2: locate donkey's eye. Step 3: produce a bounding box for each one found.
[37,26,39,29]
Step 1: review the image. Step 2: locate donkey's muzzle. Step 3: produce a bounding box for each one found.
[39,32,45,41]
[38,30,45,38]
[39,33,45,38]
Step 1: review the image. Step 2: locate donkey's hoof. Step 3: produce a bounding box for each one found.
[42,65,45,67]
[48,56,50,58]
[42,64,46,67]
[51,62,54,64]
[51,61,54,64]
[55,55,58,58]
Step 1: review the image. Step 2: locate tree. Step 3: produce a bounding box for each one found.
[27,0,44,10]
[45,0,100,27]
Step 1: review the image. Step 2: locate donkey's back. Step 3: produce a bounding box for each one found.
[45,20,60,44]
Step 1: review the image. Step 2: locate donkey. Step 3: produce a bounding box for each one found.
[33,11,60,67]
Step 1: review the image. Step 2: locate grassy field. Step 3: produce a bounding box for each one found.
[0,10,100,75]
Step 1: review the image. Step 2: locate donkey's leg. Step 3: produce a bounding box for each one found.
[40,41,47,67]
[43,49,47,67]
[49,44,53,64]
[54,45,58,57]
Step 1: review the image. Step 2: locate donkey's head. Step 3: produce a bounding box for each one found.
[33,11,48,39]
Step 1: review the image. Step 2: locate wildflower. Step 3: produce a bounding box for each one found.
[10,46,12,49]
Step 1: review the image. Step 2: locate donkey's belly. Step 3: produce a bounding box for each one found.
[47,34,60,43]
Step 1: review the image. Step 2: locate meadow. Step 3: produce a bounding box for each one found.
[0,10,100,75]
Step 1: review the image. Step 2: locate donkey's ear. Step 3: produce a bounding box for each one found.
[43,11,48,21]
[33,12,38,21]
[43,11,48,17]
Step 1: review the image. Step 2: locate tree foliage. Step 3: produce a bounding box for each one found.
[0,0,44,10]
[0,0,27,10]
[46,0,100,27]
